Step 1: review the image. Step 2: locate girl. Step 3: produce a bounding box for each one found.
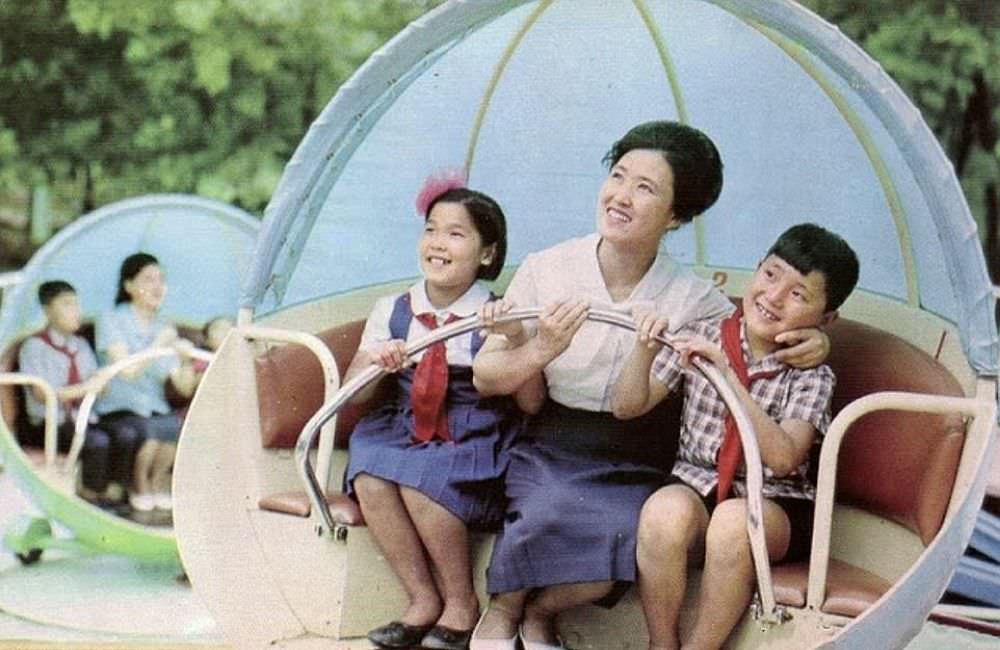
[95,252,198,514]
[344,171,530,650]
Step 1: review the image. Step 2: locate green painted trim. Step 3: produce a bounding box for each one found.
[632,0,708,266]
[632,0,689,125]
[0,422,179,565]
[748,21,919,307]
[465,1,554,174]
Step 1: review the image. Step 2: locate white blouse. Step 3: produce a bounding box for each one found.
[502,233,731,412]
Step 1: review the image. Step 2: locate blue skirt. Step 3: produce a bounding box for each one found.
[345,367,519,530]
[486,399,679,595]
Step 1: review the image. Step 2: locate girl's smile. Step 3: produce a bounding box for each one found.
[419,201,494,309]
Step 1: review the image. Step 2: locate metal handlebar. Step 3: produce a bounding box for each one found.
[70,345,214,470]
[0,373,59,469]
[293,308,781,621]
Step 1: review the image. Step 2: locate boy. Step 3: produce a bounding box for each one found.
[18,281,129,508]
[611,223,859,650]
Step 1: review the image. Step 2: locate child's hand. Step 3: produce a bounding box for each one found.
[631,304,669,350]
[676,334,726,369]
[172,337,196,358]
[773,327,829,369]
[368,339,409,373]
[479,299,525,341]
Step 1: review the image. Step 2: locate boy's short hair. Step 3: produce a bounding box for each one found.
[38,280,76,306]
[766,223,859,312]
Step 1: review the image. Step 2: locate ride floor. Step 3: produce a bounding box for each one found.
[0,465,222,649]
[0,465,997,649]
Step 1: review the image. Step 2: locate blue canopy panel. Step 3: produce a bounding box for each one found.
[243,0,996,375]
[0,194,259,343]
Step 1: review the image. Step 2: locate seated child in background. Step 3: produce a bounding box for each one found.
[203,316,233,352]
[611,223,859,650]
[18,281,129,509]
[192,316,234,375]
[177,316,234,421]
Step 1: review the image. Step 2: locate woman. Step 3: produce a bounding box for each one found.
[95,252,198,513]
[471,121,828,649]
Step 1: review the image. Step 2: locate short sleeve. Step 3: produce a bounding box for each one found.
[18,337,54,382]
[651,345,686,393]
[498,253,539,336]
[667,281,732,333]
[95,310,124,356]
[359,294,397,350]
[782,366,835,433]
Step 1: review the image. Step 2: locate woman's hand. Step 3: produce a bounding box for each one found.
[773,327,830,369]
[367,339,409,373]
[534,299,588,361]
[631,304,669,351]
[479,299,526,344]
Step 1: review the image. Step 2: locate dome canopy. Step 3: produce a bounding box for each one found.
[243,0,996,374]
[1,194,258,339]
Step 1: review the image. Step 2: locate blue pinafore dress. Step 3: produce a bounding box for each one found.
[345,293,520,530]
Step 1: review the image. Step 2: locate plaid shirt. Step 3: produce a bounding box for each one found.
[651,317,834,501]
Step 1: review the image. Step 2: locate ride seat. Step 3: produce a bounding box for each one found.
[1,335,47,466]
[0,322,206,464]
[254,319,374,524]
[251,314,968,620]
[770,318,966,617]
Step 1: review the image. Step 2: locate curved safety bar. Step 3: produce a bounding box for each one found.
[239,325,341,487]
[294,307,784,622]
[0,372,59,469]
[805,391,994,609]
[70,345,215,471]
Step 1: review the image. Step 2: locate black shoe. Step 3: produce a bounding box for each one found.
[421,624,474,650]
[367,621,434,648]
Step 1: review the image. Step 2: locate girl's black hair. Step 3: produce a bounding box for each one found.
[115,252,160,305]
[603,120,724,223]
[426,188,508,281]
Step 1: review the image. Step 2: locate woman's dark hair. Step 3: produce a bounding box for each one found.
[766,223,860,312]
[115,252,160,305]
[603,120,724,223]
[426,188,508,281]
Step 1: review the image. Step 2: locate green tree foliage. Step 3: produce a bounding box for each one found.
[2,1,996,276]
[0,0,441,214]
[803,0,1000,277]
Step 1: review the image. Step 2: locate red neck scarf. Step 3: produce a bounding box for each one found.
[716,309,780,501]
[410,312,459,443]
[36,329,82,421]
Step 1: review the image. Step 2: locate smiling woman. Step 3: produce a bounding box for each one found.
[469,120,829,649]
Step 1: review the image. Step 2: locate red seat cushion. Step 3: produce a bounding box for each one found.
[773,558,892,617]
[257,490,365,525]
[824,319,966,545]
[255,320,384,450]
